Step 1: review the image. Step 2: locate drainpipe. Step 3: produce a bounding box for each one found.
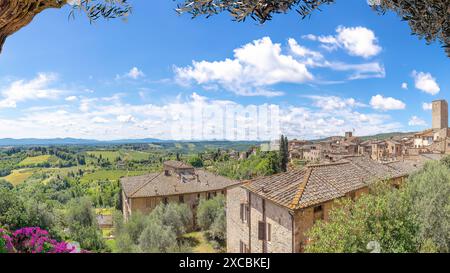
[290,211,295,253]
[248,191,252,253]
[262,198,267,253]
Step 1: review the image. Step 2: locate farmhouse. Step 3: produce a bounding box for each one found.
[120,160,241,224]
[226,156,422,253]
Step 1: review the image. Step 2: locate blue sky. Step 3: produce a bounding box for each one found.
[0,0,448,140]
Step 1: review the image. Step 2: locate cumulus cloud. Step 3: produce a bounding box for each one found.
[0,92,403,141]
[408,116,427,126]
[412,70,440,95]
[175,36,385,96]
[116,67,145,80]
[175,37,312,97]
[306,95,366,111]
[303,26,382,58]
[401,82,408,90]
[65,96,78,102]
[422,102,432,111]
[0,73,64,109]
[117,114,136,123]
[370,95,406,111]
[91,116,109,124]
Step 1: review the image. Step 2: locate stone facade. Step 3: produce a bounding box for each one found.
[121,161,240,226]
[432,100,448,130]
[226,157,417,253]
[227,187,293,253]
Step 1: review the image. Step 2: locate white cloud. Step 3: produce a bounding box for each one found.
[65,96,78,102]
[0,92,403,141]
[408,116,427,126]
[422,102,432,111]
[401,82,408,90]
[0,73,63,108]
[117,114,136,123]
[412,70,440,95]
[116,67,145,80]
[326,61,385,80]
[91,116,109,123]
[175,37,312,97]
[306,95,366,111]
[304,26,382,58]
[175,36,385,96]
[370,95,406,111]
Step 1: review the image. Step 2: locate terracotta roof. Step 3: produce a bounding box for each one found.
[121,169,241,198]
[385,161,423,176]
[414,129,434,137]
[243,156,415,210]
[163,160,193,169]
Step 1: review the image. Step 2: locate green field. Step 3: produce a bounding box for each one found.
[3,169,35,185]
[17,155,53,167]
[80,169,147,183]
[87,150,151,162]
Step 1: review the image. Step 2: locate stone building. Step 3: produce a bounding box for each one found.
[121,161,241,224]
[432,99,448,130]
[226,156,421,253]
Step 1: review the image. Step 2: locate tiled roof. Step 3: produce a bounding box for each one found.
[163,160,193,169]
[385,161,423,176]
[243,156,418,210]
[121,169,241,198]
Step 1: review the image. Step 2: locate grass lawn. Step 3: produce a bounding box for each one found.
[80,169,147,183]
[183,232,218,253]
[17,155,53,167]
[124,151,150,161]
[3,169,35,185]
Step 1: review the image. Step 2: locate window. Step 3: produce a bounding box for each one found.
[239,241,248,253]
[207,192,211,200]
[313,205,324,223]
[179,195,184,203]
[258,221,266,240]
[349,191,356,201]
[267,223,271,242]
[240,203,249,223]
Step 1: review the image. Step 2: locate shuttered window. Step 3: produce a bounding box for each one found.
[258,221,265,240]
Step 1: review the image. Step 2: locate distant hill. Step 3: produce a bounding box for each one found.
[358,132,416,141]
[0,138,262,151]
[313,131,417,142]
[0,137,166,146]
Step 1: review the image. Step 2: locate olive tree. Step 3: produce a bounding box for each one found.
[0,0,448,56]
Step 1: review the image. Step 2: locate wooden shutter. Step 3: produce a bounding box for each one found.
[267,223,271,242]
[258,221,265,240]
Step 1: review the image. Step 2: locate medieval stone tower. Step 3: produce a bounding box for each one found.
[432,100,448,129]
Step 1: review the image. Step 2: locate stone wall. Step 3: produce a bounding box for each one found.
[226,186,250,253]
[124,189,226,228]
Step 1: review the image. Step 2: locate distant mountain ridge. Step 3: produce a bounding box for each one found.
[0,132,416,146]
[0,137,167,146]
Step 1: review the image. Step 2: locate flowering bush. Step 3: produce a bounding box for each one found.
[0,227,79,253]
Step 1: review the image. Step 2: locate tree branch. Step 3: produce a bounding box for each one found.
[0,0,66,54]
